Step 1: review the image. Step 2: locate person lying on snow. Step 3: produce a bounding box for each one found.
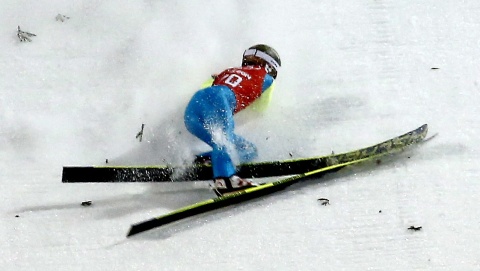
[184,44,281,195]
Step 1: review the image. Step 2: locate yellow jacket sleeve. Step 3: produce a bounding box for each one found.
[201,78,215,89]
[249,81,275,112]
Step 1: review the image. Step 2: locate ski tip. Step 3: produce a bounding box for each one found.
[420,123,428,132]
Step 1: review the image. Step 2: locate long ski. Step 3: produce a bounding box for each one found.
[63,124,428,183]
[126,124,429,237]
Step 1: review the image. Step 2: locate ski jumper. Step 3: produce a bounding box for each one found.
[184,66,275,178]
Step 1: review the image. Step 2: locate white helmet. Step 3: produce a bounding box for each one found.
[242,44,281,79]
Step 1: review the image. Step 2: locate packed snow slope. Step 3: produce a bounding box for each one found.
[1,0,479,270]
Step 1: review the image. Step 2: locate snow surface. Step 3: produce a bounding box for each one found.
[1,0,479,270]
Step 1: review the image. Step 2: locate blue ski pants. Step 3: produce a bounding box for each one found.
[184,85,258,178]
